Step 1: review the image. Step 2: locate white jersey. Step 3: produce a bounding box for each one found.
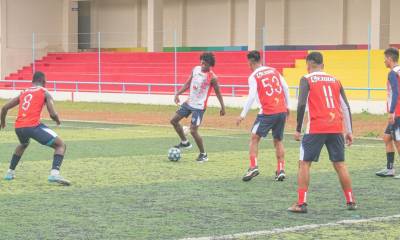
[186,66,214,110]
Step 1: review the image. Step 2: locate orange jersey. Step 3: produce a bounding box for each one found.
[254,67,288,115]
[15,87,47,128]
[304,72,343,133]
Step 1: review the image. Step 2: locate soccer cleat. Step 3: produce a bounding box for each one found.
[196,153,208,163]
[4,171,15,181]
[288,203,308,213]
[394,174,400,179]
[275,170,286,181]
[347,202,357,210]
[375,168,395,177]
[48,175,71,186]
[174,141,192,149]
[242,167,259,182]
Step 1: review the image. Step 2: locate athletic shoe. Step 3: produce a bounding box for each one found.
[375,168,395,177]
[174,141,192,149]
[242,167,259,182]
[347,202,357,210]
[275,170,286,181]
[394,174,400,179]
[196,153,208,163]
[4,171,15,181]
[288,203,308,213]
[48,175,71,186]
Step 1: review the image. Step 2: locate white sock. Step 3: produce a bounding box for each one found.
[181,140,189,144]
[7,169,15,174]
[50,169,60,176]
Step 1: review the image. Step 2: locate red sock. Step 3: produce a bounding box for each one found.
[250,155,257,168]
[297,188,307,205]
[276,160,285,172]
[343,189,355,203]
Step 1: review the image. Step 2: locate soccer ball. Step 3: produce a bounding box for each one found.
[168,147,181,161]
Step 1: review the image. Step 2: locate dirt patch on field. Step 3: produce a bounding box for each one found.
[44,109,387,138]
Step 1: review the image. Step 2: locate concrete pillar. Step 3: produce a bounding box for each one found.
[0,0,6,79]
[62,0,78,52]
[248,0,265,50]
[147,0,163,52]
[370,0,390,49]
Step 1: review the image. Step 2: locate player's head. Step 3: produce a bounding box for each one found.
[247,50,261,70]
[200,52,215,72]
[384,47,399,68]
[306,52,324,73]
[32,71,46,87]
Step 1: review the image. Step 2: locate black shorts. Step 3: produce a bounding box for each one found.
[177,103,205,126]
[251,113,286,140]
[384,117,400,141]
[300,133,345,162]
[15,123,58,146]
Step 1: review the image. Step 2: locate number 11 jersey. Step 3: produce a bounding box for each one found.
[15,86,47,128]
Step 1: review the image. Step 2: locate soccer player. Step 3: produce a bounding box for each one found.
[170,52,226,162]
[1,71,70,186]
[376,47,400,178]
[237,50,290,181]
[288,52,356,213]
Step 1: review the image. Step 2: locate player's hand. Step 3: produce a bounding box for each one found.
[286,108,290,119]
[220,107,226,116]
[174,95,180,105]
[294,131,301,141]
[388,113,395,125]
[236,116,244,126]
[345,133,353,146]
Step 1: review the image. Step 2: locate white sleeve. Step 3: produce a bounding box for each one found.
[279,74,290,108]
[340,95,352,134]
[240,76,257,118]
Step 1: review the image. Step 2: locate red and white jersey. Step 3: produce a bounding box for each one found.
[240,66,289,118]
[15,86,48,128]
[303,72,343,134]
[186,66,214,110]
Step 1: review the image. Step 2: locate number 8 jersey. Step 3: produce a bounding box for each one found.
[15,86,47,128]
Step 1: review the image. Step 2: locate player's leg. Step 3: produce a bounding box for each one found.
[327,134,356,210]
[4,128,31,180]
[288,134,324,213]
[376,124,395,177]
[391,119,400,178]
[272,113,287,181]
[242,133,261,181]
[170,104,192,149]
[190,109,207,162]
[31,124,70,186]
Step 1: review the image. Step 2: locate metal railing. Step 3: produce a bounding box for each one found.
[0,80,386,99]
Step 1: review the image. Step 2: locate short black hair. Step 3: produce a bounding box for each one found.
[247,50,261,63]
[306,52,323,65]
[200,52,215,67]
[384,47,399,62]
[32,71,45,83]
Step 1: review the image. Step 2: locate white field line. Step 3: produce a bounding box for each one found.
[179,214,400,240]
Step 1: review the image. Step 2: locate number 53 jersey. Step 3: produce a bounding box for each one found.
[15,86,48,128]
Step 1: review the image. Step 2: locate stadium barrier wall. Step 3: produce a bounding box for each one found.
[0,90,387,115]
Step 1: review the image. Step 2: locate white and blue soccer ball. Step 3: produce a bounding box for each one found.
[168,147,181,161]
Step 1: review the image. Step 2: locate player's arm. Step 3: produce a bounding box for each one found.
[388,71,398,124]
[295,77,310,140]
[174,74,193,104]
[0,96,20,129]
[339,85,353,146]
[279,73,291,116]
[237,75,257,126]
[210,75,226,116]
[45,91,61,126]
